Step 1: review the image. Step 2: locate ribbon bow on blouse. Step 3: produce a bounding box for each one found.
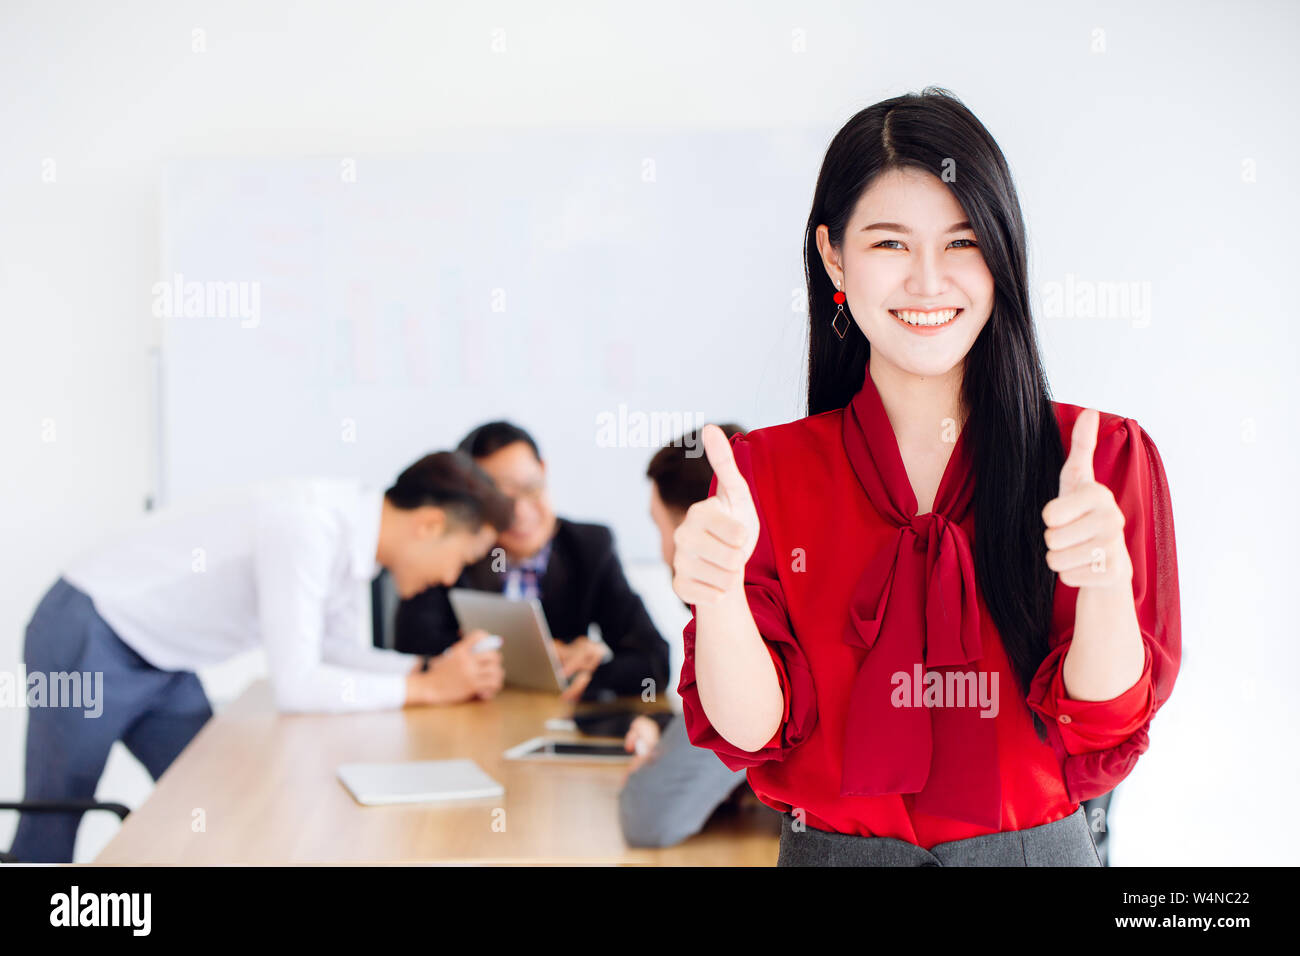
[839,364,1001,829]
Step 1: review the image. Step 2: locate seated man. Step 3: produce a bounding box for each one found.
[393,421,669,703]
[619,423,780,848]
[9,450,512,864]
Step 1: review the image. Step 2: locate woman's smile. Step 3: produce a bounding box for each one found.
[889,306,963,334]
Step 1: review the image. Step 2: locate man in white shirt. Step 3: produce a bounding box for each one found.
[8,450,513,863]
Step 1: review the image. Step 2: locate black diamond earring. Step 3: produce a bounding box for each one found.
[831,280,849,340]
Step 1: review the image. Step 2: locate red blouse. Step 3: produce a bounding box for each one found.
[677,375,1181,848]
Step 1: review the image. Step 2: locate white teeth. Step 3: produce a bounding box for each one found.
[892,308,959,327]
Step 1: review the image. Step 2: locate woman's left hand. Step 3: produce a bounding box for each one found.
[1041,408,1134,589]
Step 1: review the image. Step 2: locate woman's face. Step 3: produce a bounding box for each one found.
[816,166,994,380]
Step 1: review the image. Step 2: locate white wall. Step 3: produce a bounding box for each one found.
[1,0,1296,864]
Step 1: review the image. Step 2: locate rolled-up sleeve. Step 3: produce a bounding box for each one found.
[1031,639,1156,755]
[676,432,817,770]
[1026,417,1181,801]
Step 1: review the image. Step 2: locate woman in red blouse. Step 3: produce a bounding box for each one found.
[673,88,1181,866]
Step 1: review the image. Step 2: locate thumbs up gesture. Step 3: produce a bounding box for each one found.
[671,424,761,606]
[1041,408,1133,588]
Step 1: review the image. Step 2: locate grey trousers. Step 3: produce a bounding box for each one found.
[618,716,748,848]
[778,805,1102,867]
[8,577,213,863]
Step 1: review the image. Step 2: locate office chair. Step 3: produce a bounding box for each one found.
[371,569,399,650]
[0,800,131,863]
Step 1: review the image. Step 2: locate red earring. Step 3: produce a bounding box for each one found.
[832,286,849,340]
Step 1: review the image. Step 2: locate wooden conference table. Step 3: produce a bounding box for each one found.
[95,681,781,865]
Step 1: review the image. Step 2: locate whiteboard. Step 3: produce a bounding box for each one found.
[158,127,825,559]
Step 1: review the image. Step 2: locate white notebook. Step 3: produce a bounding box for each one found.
[337,759,504,806]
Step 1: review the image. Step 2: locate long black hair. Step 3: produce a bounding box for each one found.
[804,87,1064,742]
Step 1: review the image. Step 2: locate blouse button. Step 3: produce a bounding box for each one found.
[1058,714,1073,724]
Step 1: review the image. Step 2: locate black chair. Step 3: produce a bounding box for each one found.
[371,569,399,650]
[0,800,131,863]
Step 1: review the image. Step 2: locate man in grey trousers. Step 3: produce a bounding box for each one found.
[618,424,776,848]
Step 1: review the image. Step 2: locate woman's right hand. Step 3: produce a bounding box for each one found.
[671,424,760,606]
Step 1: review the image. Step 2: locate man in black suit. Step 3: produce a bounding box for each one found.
[392,421,670,703]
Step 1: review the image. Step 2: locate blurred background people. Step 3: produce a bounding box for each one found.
[391,421,670,703]
[619,423,779,848]
[8,450,511,863]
